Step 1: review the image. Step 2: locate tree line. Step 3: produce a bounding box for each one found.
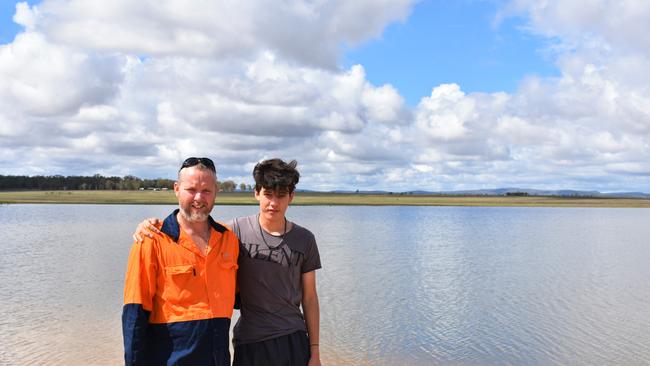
[0,174,252,192]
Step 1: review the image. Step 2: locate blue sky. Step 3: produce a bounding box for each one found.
[344,0,558,104]
[1,0,649,192]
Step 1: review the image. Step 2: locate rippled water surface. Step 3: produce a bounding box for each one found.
[1,204,649,365]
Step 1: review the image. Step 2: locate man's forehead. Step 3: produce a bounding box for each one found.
[178,167,217,182]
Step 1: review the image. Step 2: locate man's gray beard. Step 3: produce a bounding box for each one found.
[179,207,209,222]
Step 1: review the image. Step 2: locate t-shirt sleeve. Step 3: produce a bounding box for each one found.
[226,218,245,260]
[301,233,321,273]
[224,219,236,232]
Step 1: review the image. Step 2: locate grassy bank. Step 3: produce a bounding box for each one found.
[1,190,649,207]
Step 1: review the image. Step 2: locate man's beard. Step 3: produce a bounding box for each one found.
[179,206,210,222]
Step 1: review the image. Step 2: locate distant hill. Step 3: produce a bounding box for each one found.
[329,188,650,199]
[330,189,387,194]
[602,192,650,198]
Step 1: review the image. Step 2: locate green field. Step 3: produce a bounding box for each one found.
[1,190,649,207]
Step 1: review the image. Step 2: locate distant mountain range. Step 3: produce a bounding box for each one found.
[324,188,650,199]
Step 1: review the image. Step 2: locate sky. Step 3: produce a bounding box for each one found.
[1,0,649,193]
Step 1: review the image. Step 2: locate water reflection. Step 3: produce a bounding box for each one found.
[1,204,649,365]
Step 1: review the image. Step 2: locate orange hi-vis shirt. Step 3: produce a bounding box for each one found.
[122,209,238,365]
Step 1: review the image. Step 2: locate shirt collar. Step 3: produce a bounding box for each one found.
[161,208,228,243]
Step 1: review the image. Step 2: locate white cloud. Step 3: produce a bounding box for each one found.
[19,0,414,68]
[361,84,409,125]
[0,32,125,116]
[415,84,474,140]
[502,0,650,56]
[13,1,39,30]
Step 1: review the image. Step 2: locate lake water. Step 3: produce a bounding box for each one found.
[1,204,649,365]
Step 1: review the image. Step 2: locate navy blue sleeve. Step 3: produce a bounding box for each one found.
[122,304,151,365]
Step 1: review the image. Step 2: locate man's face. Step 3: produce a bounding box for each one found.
[255,187,294,222]
[174,167,217,222]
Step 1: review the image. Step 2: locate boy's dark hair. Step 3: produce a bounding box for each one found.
[253,158,300,193]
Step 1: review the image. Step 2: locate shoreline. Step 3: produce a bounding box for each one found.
[1,190,650,208]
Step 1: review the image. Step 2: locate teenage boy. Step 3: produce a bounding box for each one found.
[122,157,239,365]
[133,158,322,366]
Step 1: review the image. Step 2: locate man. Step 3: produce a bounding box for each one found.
[133,158,322,366]
[122,157,239,365]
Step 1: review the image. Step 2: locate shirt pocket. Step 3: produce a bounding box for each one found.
[162,264,195,303]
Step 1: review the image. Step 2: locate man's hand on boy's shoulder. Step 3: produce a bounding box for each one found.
[133,218,163,243]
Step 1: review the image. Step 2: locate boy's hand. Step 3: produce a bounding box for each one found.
[308,346,320,366]
[308,355,321,366]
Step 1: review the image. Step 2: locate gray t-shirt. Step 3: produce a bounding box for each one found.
[228,215,321,345]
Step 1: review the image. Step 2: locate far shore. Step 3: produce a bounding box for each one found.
[1,190,649,208]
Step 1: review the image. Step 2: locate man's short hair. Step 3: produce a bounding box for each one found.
[253,158,300,193]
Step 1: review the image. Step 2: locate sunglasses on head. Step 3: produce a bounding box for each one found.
[180,157,216,172]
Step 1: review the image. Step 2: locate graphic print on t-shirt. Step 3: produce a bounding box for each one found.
[240,241,303,267]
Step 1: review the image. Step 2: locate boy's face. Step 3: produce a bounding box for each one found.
[255,187,294,222]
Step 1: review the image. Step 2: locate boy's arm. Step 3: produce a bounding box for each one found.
[122,240,157,365]
[302,270,321,366]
